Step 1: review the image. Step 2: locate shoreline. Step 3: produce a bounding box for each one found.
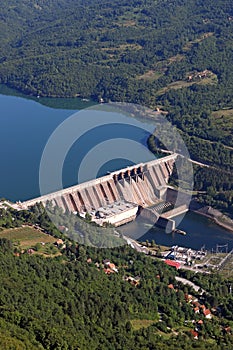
[191,208,233,233]
[0,84,96,110]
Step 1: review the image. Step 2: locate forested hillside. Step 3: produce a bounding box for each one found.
[0,0,233,174]
[0,239,233,349]
[0,206,232,349]
[0,0,232,102]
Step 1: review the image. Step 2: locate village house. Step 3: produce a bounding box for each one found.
[190,330,198,340]
[55,239,64,246]
[104,268,115,275]
[203,309,212,319]
[184,294,193,303]
[224,326,231,334]
[164,259,181,269]
[200,304,206,312]
[168,284,174,289]
[103,260,118,272]
[123,276,141,287]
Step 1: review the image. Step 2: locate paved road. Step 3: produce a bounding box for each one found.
[175,276,206,294]
[123,235,150,254]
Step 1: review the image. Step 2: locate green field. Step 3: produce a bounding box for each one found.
[211,109,233,143]
[156,73,218,96]
[0,226,56,249]
[130,319,156,331]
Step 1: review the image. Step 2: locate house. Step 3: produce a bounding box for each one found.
[104,268,114,275]
[224,326,231,334]
[108,263,116,270]
[194,307,200,314]
[203,309,212,319]
[168,284,174,289]
[190,330,198,340]
[103,260,118,272]
[103,259,110,265]
[123,276,140,287]
[185,294,193,303]
[86,258,92,264]
[131,279,140,287]
[200,304,206,311]
[55,239,64,246]
[197,320,203,325]
[164,259,181,269]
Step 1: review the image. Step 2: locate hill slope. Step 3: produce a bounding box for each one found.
[0,0,232,102]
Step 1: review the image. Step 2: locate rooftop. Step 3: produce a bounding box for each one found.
[94,200,138,219]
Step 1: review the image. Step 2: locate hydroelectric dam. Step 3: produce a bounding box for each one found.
[19,154,181,227]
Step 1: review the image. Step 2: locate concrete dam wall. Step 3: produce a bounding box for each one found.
[21,154,177,215]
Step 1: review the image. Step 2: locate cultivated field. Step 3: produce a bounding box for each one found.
[0,226,56,249]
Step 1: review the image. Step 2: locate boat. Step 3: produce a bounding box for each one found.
[174,229,186,235]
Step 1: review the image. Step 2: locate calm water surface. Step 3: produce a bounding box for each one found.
[0,93,154,201]
[119,211,233,251]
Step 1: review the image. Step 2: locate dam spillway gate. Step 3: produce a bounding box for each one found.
[20,154,178,226]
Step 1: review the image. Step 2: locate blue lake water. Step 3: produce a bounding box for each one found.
[0,93,155,201]
[0,90,232,250]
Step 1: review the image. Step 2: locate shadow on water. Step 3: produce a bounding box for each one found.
[0,84,96,110]
[119,211,233,251]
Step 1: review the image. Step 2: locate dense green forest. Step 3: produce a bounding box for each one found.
[1,0,233,103]
[0,205,233,349]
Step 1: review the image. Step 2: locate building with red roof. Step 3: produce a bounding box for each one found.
[203,309,212,319]
[190,330,198,339]
[164,259,181,269]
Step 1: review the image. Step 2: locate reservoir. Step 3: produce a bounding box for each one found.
[0,87,232,250]
[0,88,155,201]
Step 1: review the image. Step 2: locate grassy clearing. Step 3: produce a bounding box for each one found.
[137,70,163,81]
[212,109,233,118]
[101,43,142,53]
[0,226,56,249]
[182,32,214,51]
[210,109,233,144]
[130,319,156,331]
[156,73,217,96]
[212,110,233,131]
[138,54,184,81]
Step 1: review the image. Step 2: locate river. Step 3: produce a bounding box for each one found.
[0,87,232,251]
[119,211,233,251]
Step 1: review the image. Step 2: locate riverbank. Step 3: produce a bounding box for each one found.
[191,205,233,233]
